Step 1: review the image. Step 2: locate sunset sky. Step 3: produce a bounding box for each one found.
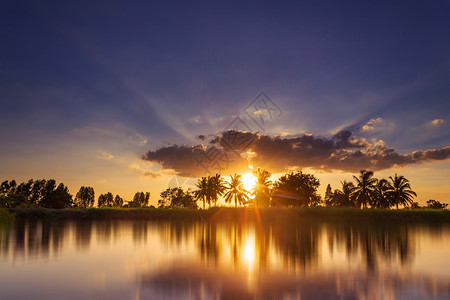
[1,0,449,206]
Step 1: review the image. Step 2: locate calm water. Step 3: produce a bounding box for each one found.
[0,218,449,299]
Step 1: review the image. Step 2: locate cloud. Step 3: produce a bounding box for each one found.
[361,117,394,132]
[142,130,450,176]
[98,151,114,159]
[362,117,383,131]
[129,163,161,178]
[430,119,445,126]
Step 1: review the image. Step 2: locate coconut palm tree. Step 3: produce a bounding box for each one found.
[373,179,390,208]
[254,168,272,208]
[386,174,417,209]
[328,181,356,207]
[352,170,376,208]
[208,173,226,207]
[195,177,209,209]
[224,174,249,207]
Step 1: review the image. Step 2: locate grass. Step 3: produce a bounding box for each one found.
[0,208,14,221]
[3,206,450,223]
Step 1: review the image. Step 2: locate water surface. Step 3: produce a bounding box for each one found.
[1,219,449,299]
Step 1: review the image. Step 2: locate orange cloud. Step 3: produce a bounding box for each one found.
[142,130,450,176]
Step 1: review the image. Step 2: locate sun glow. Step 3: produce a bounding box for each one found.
[241,173,257,192]
[242,234,256,270]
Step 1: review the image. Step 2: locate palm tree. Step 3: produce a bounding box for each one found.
[195,177,209,209]
[352,170,376,208]
[224,174,249,207]
[386,174,417,209]
[208,173,226,207]
[329,181,356,207]
[373,179,390,208]
[254,168,271,208]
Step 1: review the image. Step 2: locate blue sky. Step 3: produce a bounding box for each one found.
[1,0,449,204]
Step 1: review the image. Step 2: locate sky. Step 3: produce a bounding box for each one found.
[1,0,449,206]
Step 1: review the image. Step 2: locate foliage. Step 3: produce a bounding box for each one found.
[74,186,95,208]
[323,171,418,209]
[98,192,114,207]
[113,195,124,207]
[386,174,417,209]
[324,184,333,203]
[224,174,249,207]
[372,179,390,208]
[159,187,198,209]
[426,199,448,209]
[1,179,72,209]
[39,183,73,209]
[195,177,210,209]
[410,202,421,209]
[194,174,226,208]
[208,173,226,207]
[128,192,150,208]
[352,170,377,208]
[254,168,272,208]
[327,181,357,207]
[272,171,320,207]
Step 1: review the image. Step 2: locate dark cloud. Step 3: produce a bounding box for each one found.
[142,130,450,176]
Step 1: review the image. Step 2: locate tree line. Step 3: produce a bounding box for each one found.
[0,179,150,209]
[159,168,447,209]
[1,169,448,209]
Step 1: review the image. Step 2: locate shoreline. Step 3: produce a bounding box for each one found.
[2,207,450,223]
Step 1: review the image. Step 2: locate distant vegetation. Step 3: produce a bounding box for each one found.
[0,179,150,209]
[1,169,448,210]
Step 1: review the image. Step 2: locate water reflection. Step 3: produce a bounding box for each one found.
[156,220,414,272]
[0,219,449,299]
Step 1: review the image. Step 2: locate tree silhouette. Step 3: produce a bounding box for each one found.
[30,179,46,205]
[207,174,226,207]
[426,199,448,209]
[410,201,421,209]
[129,192,150,207]
[159,187,198,208]
[98,192,114,207]
[0,180,15,208]
[352,170,376,208]
[373,179,390,208]
[195,177,209,209]
[1,179,74,208]
[327,181,356,207]
[40,183,72,209]
[113,195,124,207]
[74,186,95,208]
[254,168,271,208]
[224,174,249,207]
[324,184,333,204]
[272,171,320,207]
[386,174,417,209]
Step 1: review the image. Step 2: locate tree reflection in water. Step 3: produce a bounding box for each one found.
[158,220,413,273]
[0,219,449,299]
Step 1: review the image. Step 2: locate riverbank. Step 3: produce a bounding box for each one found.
[3,207,450,222]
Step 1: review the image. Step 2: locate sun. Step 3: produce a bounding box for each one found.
[241,173,257,192]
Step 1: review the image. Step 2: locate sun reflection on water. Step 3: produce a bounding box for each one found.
[242,233,256,270]
[1,220,450,299]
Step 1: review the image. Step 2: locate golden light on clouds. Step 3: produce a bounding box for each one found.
[98,151,114,159]
[430,119,445,126]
